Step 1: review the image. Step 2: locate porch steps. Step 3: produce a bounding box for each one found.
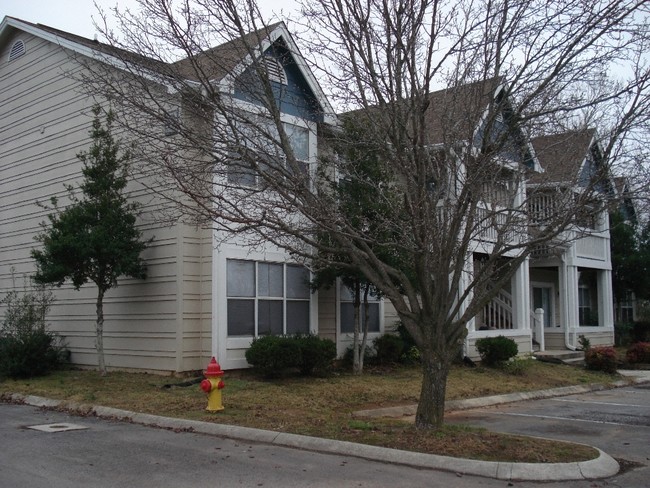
[534,350,585,367]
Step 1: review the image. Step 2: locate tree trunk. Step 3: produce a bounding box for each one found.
[96,288,106,376]
[415,354,451,429]
[359,284,371,373]
[352,281,362,375]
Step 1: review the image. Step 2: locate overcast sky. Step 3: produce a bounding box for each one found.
[2,0,300,39]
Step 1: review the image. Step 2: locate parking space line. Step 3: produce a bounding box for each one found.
[494,412,632,426]
[552,399,648,408]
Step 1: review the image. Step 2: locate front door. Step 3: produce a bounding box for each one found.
[532,286,553,328]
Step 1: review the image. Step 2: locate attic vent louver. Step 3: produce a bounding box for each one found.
[263,55,287,85]
[9,40,26,61]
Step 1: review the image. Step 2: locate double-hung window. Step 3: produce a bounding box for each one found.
[578,286,593,326]
[227,259,311,337]
[340,283,380,334]
[227,121,311,187]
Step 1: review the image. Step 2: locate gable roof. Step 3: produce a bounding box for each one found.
[423,77,505,146]
[170,22,284,82]
[529,129,597,185]
[0,16,335,123]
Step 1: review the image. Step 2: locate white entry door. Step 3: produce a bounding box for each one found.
[532,286,554,328]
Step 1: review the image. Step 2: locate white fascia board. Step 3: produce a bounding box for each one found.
[3,17,196,95]
[220,23,337,126]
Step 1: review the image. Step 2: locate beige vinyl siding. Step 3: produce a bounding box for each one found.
[178,226,212,371]
[544,330,613,350]
[317,286,336,342]
[0,30,212,373]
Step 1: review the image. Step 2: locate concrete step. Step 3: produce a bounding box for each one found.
[534,350,585,365]
[561,357,586,367]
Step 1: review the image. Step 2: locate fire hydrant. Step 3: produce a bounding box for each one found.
[200,357,225,412]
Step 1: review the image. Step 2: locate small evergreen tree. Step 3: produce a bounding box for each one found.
[610,211,650,316]
[32,106,149,375]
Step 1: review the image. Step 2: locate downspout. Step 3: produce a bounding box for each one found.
[561,253,577,351]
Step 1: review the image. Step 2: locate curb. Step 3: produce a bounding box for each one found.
[2,392,619,482]
[352,374,650,419]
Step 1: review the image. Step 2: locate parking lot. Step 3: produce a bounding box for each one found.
[446,383,650,487]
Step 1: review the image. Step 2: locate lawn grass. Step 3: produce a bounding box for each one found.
[0,360,620,463]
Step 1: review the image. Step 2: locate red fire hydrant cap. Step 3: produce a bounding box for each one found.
[204,357,224,377]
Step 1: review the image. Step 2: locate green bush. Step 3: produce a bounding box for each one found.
[373,334,404,364]
[396,322,418,351]
[0,331,66,379]
[577,335,591,351]
[401,345,421,364]
[245,334,336,378]
[626,342,650,364]
[245,336,302,378]
[294,334,336,376]
[341,344,375,367]
[475,336,518,366]
[584,346,618,374]
[500,356,534,376]
[0,285,67,379]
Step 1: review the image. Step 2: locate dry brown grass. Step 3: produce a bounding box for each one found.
[0,360,617,463]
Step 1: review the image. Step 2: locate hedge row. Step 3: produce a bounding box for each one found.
[245,334,336,378]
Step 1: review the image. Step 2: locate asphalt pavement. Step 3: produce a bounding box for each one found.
[3,369,648,483]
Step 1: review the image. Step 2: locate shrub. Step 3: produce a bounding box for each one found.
[341,344,375,367]
[245,334,336,378]
[577,335,591,351]
[245,335,302,378]
[401,345,421,364]
[475,336,518,366]
[501,356,533,376]
[626,342,650,364]
[373,333,404,364]
[584,346,618,374]
[0,285,67,379]
[294,334,336,376]
[396,322,418,351]
[0,331,66,379]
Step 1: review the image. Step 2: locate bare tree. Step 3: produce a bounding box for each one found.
[82,0,650,428]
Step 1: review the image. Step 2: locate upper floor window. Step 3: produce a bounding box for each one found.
[227,121,311,187]
[9,40,26,61]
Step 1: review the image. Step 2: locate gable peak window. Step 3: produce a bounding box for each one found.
[262,55,287,85]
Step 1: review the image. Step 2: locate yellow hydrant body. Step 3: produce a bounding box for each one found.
[200,357,225,412]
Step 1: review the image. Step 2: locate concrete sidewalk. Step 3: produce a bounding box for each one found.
[352,369,650,419]
[3,371,648,482]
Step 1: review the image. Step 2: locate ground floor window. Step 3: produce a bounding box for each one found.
[340,282,380,333]
[227,259,310,337]
[578,269,599,326]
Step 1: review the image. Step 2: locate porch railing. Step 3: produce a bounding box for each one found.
[483,288,513,330]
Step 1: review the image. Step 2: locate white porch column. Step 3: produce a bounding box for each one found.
[511,256,530,331]
[559,260,579,330]
[460,254,475,333]
[598,269,614,328]
[566,266,579,328]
